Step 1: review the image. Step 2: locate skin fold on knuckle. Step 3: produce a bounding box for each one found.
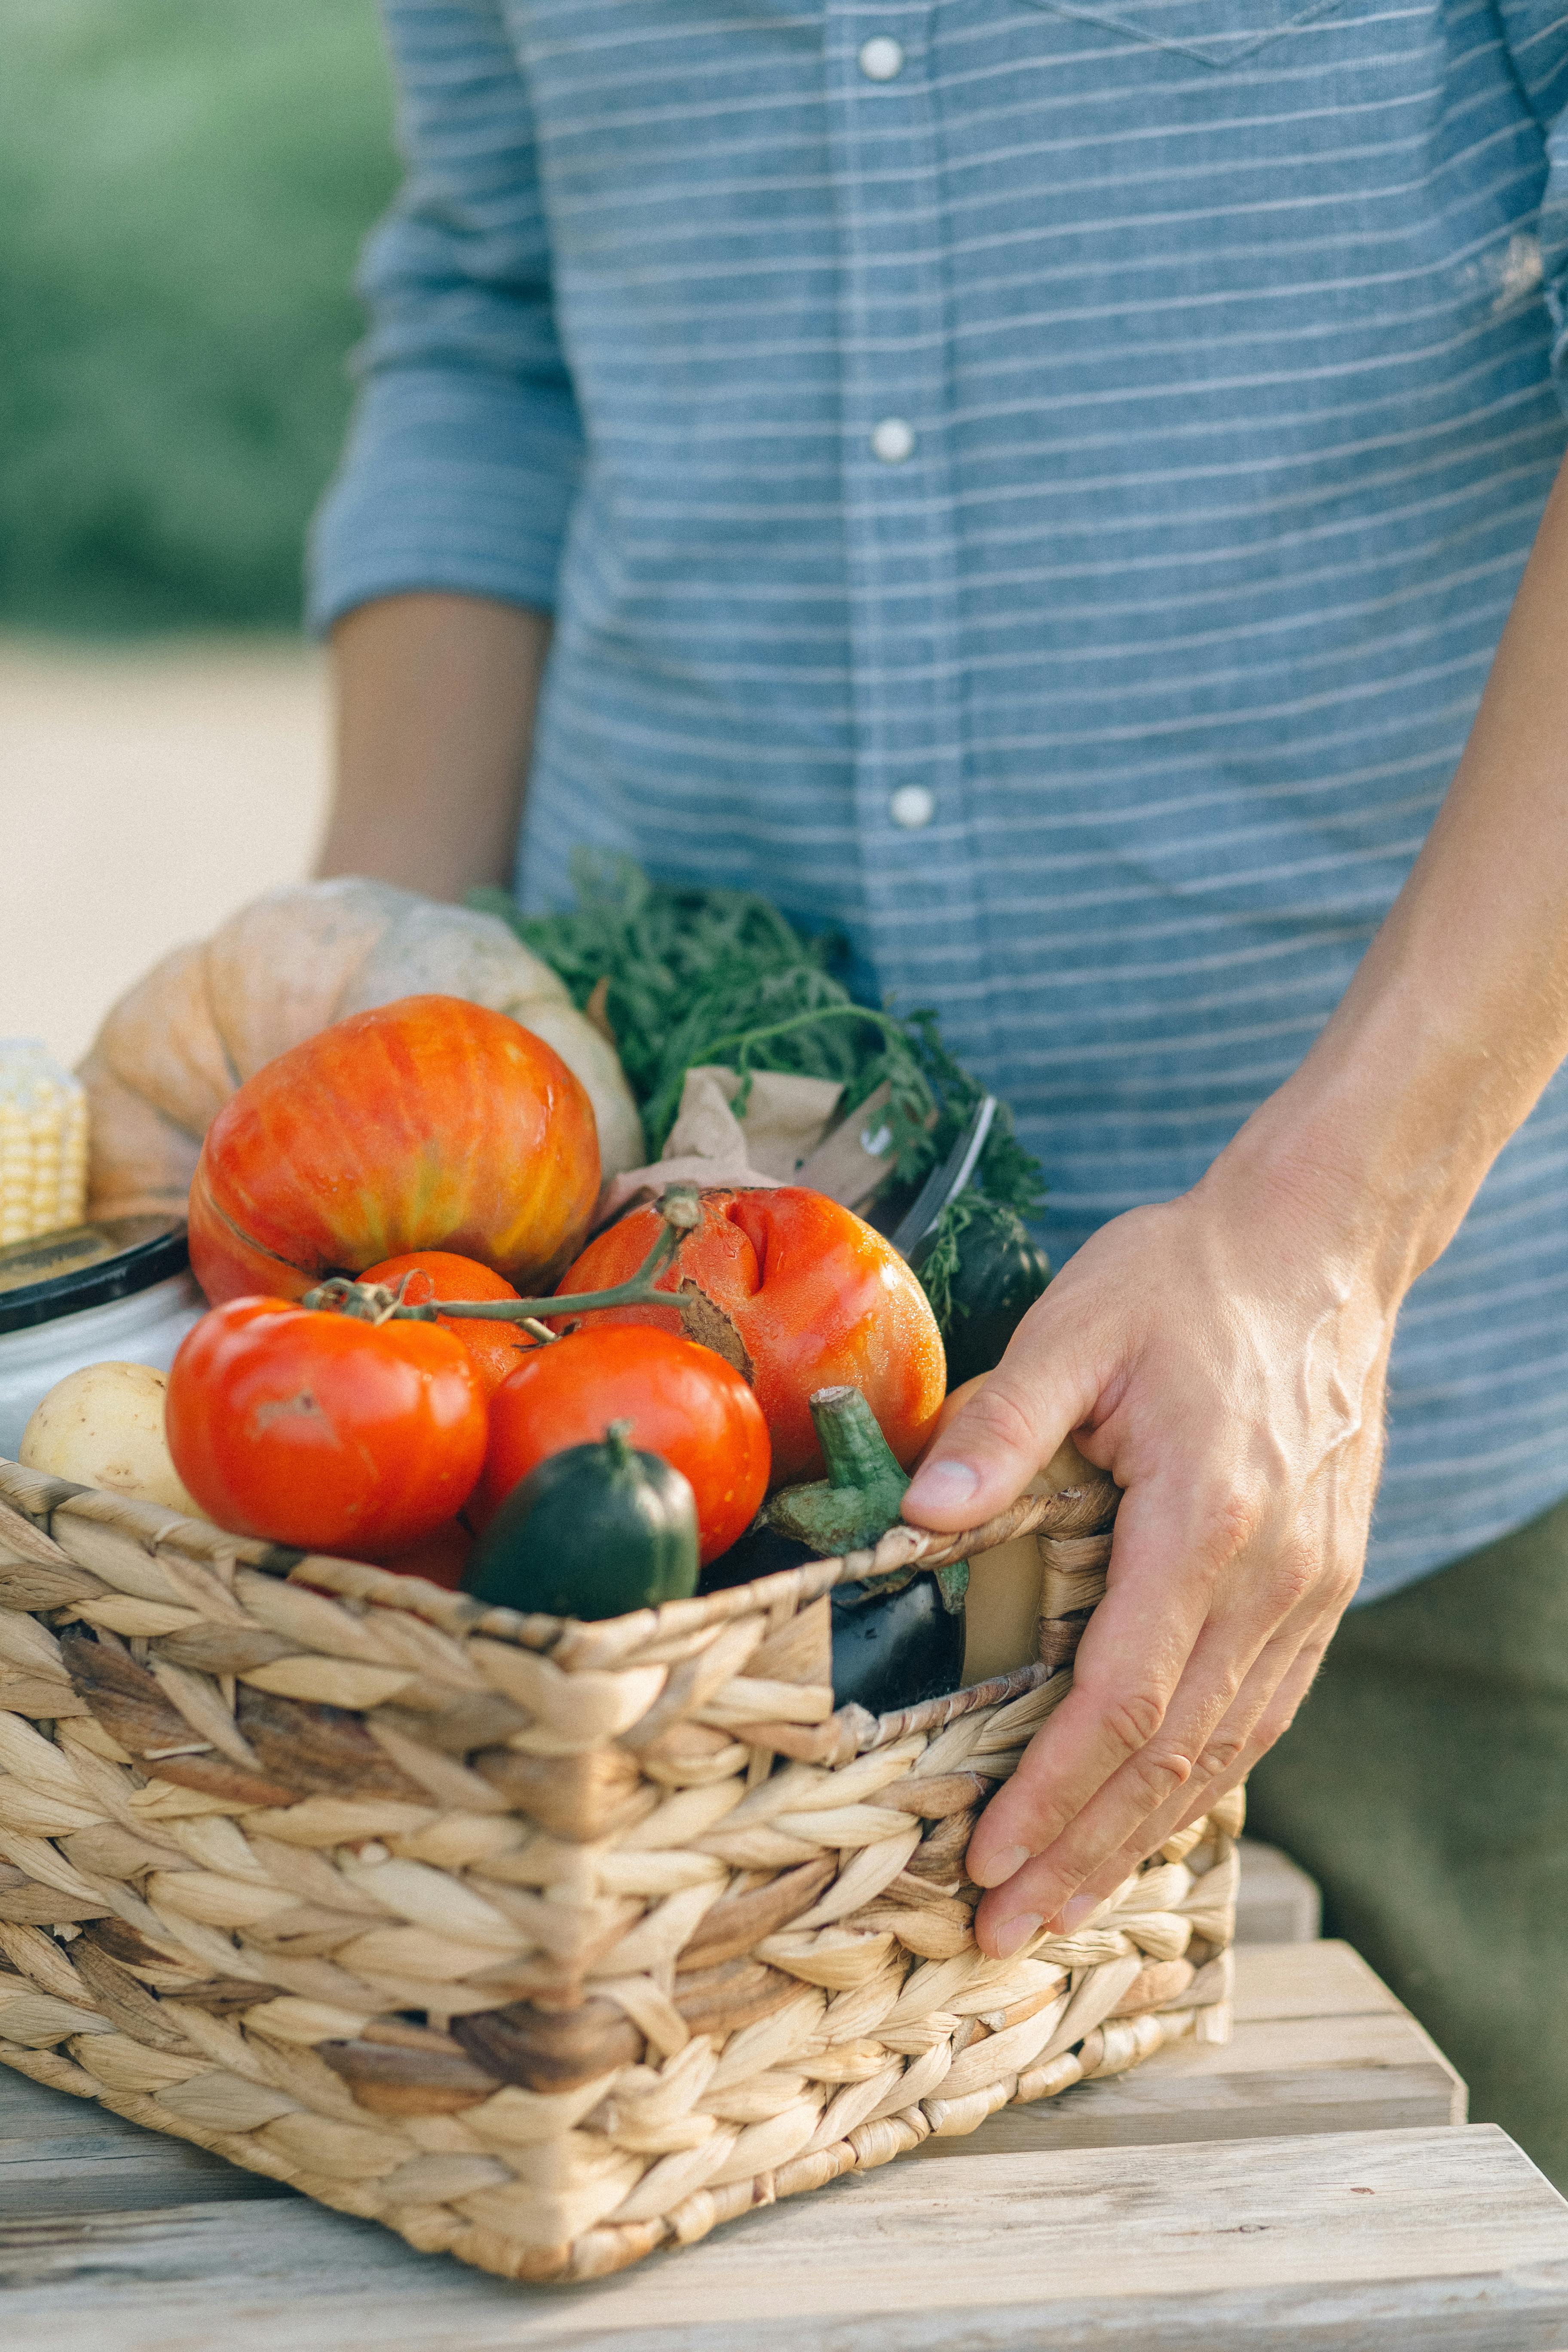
[1199,1486,1268,1575]
[1121,1740,1197,1813]
[1087,1681,1171,1763]
[1192,1723,1250,1779]
[948,1372,1046,1467]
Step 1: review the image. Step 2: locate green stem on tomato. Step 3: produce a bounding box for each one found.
[301,1185,703,1332]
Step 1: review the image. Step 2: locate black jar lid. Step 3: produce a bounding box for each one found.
[0,1216,191,1336]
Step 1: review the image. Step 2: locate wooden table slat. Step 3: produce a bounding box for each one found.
[2,2126,1564,2351]
[1234,1838,1323,1944]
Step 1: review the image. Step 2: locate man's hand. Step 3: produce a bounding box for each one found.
[902,1153,1393,1957]
[904,449,1568,1959]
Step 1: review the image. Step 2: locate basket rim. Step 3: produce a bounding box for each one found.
[0,1452,1115,1758]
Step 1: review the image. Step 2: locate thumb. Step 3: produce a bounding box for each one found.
[901,1305,1103,1532]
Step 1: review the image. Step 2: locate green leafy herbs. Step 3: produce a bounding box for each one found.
[472,852,1046,1238]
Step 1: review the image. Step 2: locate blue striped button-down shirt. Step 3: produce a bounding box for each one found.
[310,0,1568,1599]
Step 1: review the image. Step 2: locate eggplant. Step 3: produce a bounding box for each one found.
[714,1387,970,1715]
[704,1525,969,1714]
[698,1520,820,1594]
[831,1567,965,1716]
[463,1419,699,1618]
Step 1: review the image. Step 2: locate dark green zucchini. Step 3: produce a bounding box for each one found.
[462,1419,699,1619]
[914,1195,1051,1386]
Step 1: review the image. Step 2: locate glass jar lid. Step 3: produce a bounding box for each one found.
[0,1216,191,1335]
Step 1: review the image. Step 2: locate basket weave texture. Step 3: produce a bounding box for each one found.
[0,1453,1238,2282]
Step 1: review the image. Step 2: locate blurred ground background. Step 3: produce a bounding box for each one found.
[3,0,397,1064]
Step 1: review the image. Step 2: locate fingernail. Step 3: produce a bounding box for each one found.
[992,1913,1043,1960]
[904,1459,979,1517]
[971,1841,1029,1890]
[1060,1892,1102,1931]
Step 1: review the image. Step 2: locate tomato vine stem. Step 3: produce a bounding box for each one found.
[300,1185,704,1334]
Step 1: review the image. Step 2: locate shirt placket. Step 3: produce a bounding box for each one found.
[825,2,992,1056]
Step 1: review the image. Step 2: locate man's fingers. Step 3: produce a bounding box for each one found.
[901,1312,1099,1531]
[967,1537,1335,1949]
[1166,1625,1332,1836]
[1008,1617,1334,1934]
[965,1473,1228,1886]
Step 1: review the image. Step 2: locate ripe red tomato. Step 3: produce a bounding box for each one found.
[187,995,600,1308]
[376,1517,474,1589]
[553,1187,946,1487]
[474,1324,771,1563]
[165,1297,487,1560]
[359,1250,536,1401]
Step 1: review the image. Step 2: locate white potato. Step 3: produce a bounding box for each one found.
[19,1361,207,1518]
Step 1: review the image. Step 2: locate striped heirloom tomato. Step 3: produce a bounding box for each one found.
[187,995,600,1306]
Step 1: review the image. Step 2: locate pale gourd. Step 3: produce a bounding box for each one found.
[20,1362,206,1519]
[78,879,645,1219]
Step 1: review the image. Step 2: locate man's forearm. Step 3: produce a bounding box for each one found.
[1227,450,1568,1285]
[317,592,551,900]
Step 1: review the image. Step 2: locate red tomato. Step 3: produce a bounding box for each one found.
[553,1187,945,1487]
[187,996,600,1308]
[359,1250,536,1401]
[375,1516,474,1589]
[474,1324,771,1562]
[165,1296,487,1560]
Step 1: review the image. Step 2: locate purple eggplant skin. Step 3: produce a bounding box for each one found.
[830,1572,964,1716]
[698,1521,819,1593]
[701,1526,965,1715]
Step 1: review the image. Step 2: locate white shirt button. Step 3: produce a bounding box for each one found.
[889,784,936,830]
[858,35,906,80]
[870,416,916,464]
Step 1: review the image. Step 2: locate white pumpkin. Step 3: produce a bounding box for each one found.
[79,878,644,1218]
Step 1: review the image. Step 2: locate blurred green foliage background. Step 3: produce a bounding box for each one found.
[0,0,397,634]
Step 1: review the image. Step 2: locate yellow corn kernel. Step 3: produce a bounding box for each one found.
[0,1042,89,1247]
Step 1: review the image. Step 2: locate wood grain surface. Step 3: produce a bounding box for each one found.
[2,2126,1564,2351]
[1233,1839,1322,1944]
[3,1935,1562,2350]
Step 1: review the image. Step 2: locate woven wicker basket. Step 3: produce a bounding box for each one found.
[0,1451,1238,2283]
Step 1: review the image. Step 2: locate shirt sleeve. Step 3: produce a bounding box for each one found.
[1495,3,1568,407]
[306,0,582,634]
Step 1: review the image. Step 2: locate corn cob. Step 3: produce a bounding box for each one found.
[0,1041,89,1247]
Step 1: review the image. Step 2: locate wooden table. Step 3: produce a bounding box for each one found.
[1233,1837,1323,1945]
[4,1939,1566,2349]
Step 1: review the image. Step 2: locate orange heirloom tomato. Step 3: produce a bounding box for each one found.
[554,1187,945,1487]
[187,995,600,1307]
[474,1324,770,1563]
[359,1250,535,1401]
[165,1297,487,1561]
